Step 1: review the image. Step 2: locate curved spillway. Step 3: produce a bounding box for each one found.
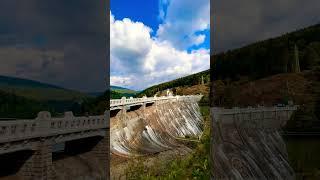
[110,99,203,156]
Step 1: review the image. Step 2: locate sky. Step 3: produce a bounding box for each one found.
[110,0,210,91]
[212,0,320,53]
[0,0,107,92]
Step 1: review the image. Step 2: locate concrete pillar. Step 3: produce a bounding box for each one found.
[120,97,127,122]
[19,141,54,180]
[84,132,110,179]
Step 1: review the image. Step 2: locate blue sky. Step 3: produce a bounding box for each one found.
[110,0,210,91]
[111,1,159,33]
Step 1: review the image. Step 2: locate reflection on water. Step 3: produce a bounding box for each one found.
[285,136,320,179]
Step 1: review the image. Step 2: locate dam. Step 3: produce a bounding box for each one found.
[211,106,298,179]
[110,95,204,156]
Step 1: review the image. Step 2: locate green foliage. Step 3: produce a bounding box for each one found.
[137,70,210,97]
[111,86,138,97]
[124,106,211,180]
[80,90,109,115]
[0,90,56,119]
[110,90,123,99]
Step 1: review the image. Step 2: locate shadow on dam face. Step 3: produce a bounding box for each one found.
[52,136,103,161]
[0,150,33,177]
[110,103,154,118]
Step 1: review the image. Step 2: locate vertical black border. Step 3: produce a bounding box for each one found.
[105,0,110,178]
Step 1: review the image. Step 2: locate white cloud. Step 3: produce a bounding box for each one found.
[110,13,153,74]
[156,0,210,49]
[110,11,209,90]
[110,76,133,87]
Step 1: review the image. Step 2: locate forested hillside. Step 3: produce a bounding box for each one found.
[0,76,96,118]
[137,70,210,97]
[211,24,320,81]
[111,86,137,97]
[0,90,55,119]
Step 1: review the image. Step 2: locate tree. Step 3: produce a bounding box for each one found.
[294,44,301,72]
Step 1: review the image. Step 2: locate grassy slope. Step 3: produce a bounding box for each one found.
[111,86,138,97]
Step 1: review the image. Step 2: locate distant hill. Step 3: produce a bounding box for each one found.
[0,75,91,101]
[137,70,210,97]
[110,85,138,97]
[0,75,96,118]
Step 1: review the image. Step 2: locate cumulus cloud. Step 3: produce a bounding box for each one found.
[156,0,210,49]
[110,11,210,90]
[110,76,133,87]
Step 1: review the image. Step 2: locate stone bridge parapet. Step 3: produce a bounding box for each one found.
[0,111,109,147]
[110,94,203,111]
[211,106,298,129]
[0,111,110,180]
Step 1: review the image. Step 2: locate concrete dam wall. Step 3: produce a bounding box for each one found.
[110,96,203,156]
[211,106,298,179]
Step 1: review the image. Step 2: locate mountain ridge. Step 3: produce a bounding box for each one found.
[0,75,91,101]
